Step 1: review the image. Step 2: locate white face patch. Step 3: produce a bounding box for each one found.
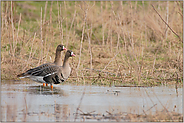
[71,52,73,56]
[63,46,64,49]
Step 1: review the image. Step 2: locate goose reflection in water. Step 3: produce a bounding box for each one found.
[24,85,68,96]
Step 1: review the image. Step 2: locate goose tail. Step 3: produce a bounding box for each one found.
[17,73,26,78]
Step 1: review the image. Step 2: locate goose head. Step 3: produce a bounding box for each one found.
[56,44,67,51]
[66,50,75,57]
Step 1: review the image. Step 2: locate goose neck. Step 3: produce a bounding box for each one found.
[63,56,70,67]
[54,50,62,66]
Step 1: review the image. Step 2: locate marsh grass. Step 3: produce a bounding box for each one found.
[1,1,183,86]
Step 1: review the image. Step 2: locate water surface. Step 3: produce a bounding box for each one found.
[1,80,182,122]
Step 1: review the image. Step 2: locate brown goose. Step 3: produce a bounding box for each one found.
[29,50,75,89]
[17,44,67,86]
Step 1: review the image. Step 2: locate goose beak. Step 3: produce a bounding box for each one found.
[63,47,67,50]
[71,53,75,57]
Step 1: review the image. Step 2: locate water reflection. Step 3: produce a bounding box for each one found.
[53,103,70,121]
[26,85,67,96]
[54,104,61,121]
[6,104,17,122]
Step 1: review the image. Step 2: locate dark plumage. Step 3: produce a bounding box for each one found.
[17,44,67,86]
[24,50,75,89]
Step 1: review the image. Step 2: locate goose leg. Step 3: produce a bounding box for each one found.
[46,83,48,86]
[50,84,53,90]
[43,83,45,86]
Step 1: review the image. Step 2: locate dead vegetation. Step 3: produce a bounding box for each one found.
[1,1,183,86]
[2,103,183,122]
[77,109,183,122]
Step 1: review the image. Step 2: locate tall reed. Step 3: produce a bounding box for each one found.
[1,1,183,86]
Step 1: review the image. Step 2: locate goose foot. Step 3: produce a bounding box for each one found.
[50,84,53,90]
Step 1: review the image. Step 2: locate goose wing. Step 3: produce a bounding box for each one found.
[43,72,65,84]
[31,65,65,84]
[18,63,53,77]
[31,65,59,76]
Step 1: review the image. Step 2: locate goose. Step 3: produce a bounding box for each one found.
[29,50,75,89]
[17,44,67,86]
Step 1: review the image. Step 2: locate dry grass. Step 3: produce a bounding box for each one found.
[1,1,183,86]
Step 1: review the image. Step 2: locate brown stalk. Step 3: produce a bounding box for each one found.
[11,1,15,57]
[5,2,9,29]
[57,1,60,28]
[101,1,105,45]
[64,1,68,42]
[66,8,76,48]
[151,89,174,121]
[116,32,120,52]
[151,4,182,42]
[48,1,54,46]
[175,72,178,97]
[43,1,48,62]
[130,39,142,84]
[87,24,93,74]
[28,33,36,61]
[120,1,128,51]
[74,87,86,121]
[2,2,4,31]
[23,33,36,72]
[176,1,183,18]
[44,1,48,24]
[15,13,21,51]
[106,24,111,50]
[49,1,53,32]
[114,57,123,81]
[143,88,157,112]
[77,2,88,70]
[57,2,63,44]
[152,50,158,75]
[8,5,13,64]
[101,51,119,73]
[23,96,28,122]
[82,72,85,85]
[110,1,113,53]
[130,1,134,50]
[165,1,169,39]
[142,1,148,47]
[38,7,43,66]
[111,6,121,53]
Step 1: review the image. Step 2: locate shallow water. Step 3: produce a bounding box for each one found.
[1,80,182,122]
